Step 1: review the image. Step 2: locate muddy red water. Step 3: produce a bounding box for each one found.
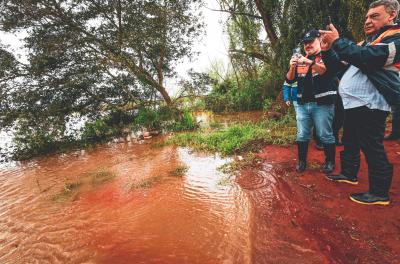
[0,127,399,263]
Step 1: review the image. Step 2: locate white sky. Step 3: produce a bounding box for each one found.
[0,0,229,96]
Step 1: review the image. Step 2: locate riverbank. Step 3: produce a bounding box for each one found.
[242,142,400,263]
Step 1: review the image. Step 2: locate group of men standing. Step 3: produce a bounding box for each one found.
[285,0,400,205]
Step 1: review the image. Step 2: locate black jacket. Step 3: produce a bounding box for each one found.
[286,54,337,105]
[322,24,400,106]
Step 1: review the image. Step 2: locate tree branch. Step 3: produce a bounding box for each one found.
[206,7,263,20]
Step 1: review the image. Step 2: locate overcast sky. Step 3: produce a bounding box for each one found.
[0,0,229,95]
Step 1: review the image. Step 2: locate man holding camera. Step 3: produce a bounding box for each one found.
[286,30,338,174]
[320,0,400,205]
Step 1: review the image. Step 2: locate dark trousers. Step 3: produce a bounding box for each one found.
[333,95,344,140]
[342,106,393,196]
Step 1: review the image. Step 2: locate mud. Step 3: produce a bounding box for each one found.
[241,141,400,263]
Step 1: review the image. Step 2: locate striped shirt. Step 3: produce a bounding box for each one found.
[339,65,391,111]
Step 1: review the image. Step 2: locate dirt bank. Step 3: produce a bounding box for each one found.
[236,141,400,263]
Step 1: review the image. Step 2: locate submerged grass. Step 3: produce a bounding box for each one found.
[51,168,116,202]
[51,180,82,202]
[86,169,116,185]
[130,176,162,190]
[168,165,188,177]
[167,114,296,156]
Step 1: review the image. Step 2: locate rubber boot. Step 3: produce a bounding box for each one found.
[326,151,359,184]
[296,141,308,172]
[322,143,336,174]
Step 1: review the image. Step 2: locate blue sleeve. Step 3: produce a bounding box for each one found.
[283,85,290,102]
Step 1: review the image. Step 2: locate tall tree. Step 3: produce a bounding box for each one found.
[0,0,203,129]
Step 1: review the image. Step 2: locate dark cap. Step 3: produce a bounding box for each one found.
[302,29,320,43]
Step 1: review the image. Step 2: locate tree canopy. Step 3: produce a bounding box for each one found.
[0,0,204,129]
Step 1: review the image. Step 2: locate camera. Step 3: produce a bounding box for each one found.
[324,16,332,30]
[292,47,302,59]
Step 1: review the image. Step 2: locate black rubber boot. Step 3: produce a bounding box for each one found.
[326,151,359,184]
[315,141,324,151]
[296,141,308,172]
[322,143,336,174]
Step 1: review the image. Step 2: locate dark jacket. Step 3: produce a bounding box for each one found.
[323,24,400,106]
[286,54,337,105]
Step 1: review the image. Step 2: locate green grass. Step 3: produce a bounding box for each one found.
[168,165,189,177]
[130,176,162,189]
[167,114,296,156]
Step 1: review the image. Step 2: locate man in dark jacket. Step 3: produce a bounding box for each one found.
[286,30,338,174]
[320,0,400,205]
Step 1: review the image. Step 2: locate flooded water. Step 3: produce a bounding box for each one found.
[3,111,393,263]
[0,138,257,264]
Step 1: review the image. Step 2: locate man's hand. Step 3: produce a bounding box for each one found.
[285,101,291,107]
[319,24,340,51]
[297,55,313,66]
[289,57,299,67]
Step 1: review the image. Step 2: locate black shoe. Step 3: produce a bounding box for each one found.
[322,161,335,174]
[315,142,324,151]
[326,173,358,185]
[296,160,307,172]
[349,192,390,205]
[384,133,400,141]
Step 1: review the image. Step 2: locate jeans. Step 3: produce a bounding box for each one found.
[294,102,335,144]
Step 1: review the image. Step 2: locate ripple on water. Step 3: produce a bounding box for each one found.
[0,141,254,264]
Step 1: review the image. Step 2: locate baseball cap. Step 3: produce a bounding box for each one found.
[302,29,320,43]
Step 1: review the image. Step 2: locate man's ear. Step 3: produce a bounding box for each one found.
[389,10,397,22]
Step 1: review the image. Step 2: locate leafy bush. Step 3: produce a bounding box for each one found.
[170,109,198,132]
[81,119,115,142]
[204,78,266,113]
[134,108,161,131]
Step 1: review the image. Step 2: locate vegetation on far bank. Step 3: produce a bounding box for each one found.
[10,107,198,161]
[167,111,296,156]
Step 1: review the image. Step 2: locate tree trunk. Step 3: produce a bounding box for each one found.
[254,0,278,46]
[156,84,173,105]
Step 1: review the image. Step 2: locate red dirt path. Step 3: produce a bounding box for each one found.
[236,141,400,264]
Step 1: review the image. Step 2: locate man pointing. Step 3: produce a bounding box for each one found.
[320,0,400,205]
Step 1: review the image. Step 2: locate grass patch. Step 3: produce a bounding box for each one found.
[130,176,162,190]
[51,168,116,202]
[51,180,82,202]
[168,165,188,177]
[218,174,234,186]
[64,181,82,192]
[167,113,296,156]
[217,153,264,186]
[85,169,116,185]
